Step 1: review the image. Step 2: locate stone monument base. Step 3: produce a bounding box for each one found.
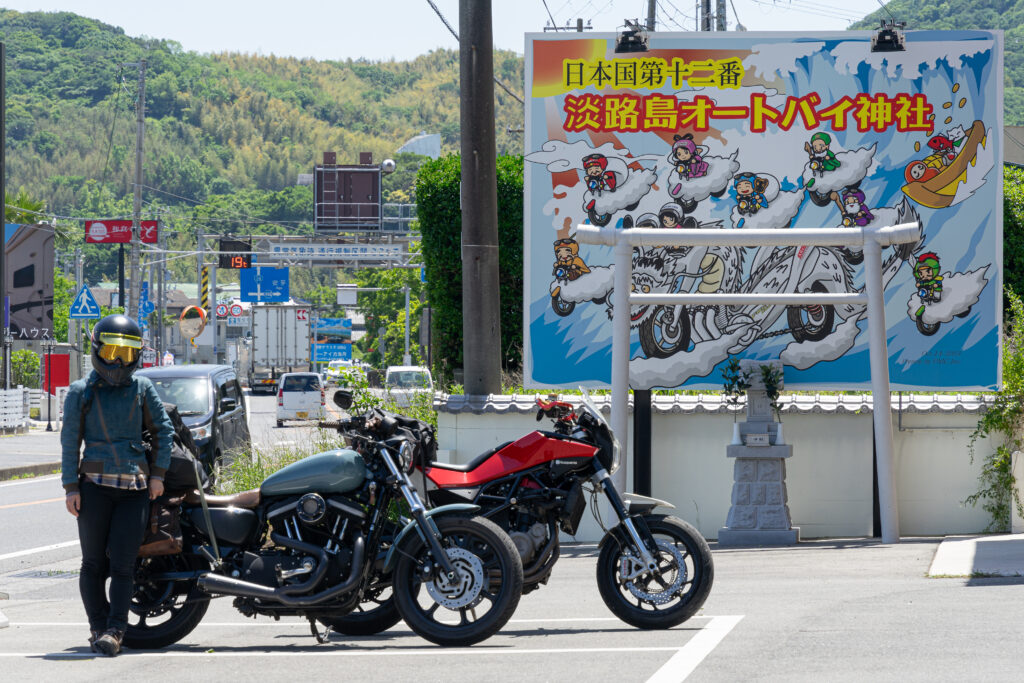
[717,527,800,547]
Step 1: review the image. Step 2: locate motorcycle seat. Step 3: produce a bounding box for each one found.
[427,442,512,473]
[183,488,262,509]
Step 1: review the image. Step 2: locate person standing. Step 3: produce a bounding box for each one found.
[61,314,174,656]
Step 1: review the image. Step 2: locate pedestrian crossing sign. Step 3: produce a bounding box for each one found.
[69,285,102,319]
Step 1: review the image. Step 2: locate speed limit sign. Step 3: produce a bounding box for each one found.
[230,303,243,317]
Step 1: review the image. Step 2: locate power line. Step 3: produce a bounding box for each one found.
[542,0,563,30]
[424,0,525,104]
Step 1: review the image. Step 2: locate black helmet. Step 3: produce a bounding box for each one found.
[90,314,143,386]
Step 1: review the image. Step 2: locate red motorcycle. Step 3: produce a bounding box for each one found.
[320,389,713,634]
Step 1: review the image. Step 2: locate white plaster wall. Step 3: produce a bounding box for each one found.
[438,402,994,540]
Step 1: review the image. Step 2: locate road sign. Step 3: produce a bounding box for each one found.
[216,303,229,317]
[226,316,248,327]
[230,303,243,317]
[313,343,352,362]
[69,285,102,319]
[255,240,405,261]
[239,267,289,303]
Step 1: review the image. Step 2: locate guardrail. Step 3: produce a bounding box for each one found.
[0,387,30,431]
[575,221,921,544]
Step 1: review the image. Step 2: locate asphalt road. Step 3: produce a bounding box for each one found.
[4,393,1024,680]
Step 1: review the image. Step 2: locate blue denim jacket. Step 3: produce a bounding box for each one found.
[60,371,173,493]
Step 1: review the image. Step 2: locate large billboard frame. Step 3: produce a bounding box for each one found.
[523,30,1003,392]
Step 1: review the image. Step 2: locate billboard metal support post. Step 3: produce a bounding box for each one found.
[578,221,919,543]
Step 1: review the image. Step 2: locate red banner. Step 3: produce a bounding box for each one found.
[43,353,70,394]
[84,220,158,244]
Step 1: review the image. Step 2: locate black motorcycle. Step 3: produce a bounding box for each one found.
[323,389,713,634]
[125,411,523,648]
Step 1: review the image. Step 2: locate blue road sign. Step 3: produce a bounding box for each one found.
[69,285,102,319]
[313,343,352,362]
[240,267,289,302]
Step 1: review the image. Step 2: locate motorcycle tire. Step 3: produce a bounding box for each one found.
[956,306,972,319]
[124,553,210,650]
[596,514,713,630]
[710,188,726,199]
[678,199,699,215]
[916,313,940,336]
[551,295,576,317]
[787,281,834,343]
[840,247,864,266]
[322,587,402,636]
[808,190,833,207]
[588,209,612,227]
[638,306,691,358]
[393,514,523,647]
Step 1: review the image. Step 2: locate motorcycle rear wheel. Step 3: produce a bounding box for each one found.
[638,306,691,358]
[787,281,834,342]
[597,515,713,629]
[393,515,523,646]
[124,553,210,649]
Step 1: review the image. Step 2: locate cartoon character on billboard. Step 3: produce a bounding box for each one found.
[904,248,989,336]
[831,187,875,227]
[667,134,709,186]
[548,235,613,318]
[582,153,617,203]
[552,237,591,282]
[925,135,957,168]
[733,172,769,221]
[914,252,943,304]
[803,132,840,187]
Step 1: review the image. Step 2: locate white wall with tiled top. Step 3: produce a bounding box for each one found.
[436,394,996,541]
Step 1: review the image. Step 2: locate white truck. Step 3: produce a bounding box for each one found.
[248,304,311,394]
[382,365,434,408]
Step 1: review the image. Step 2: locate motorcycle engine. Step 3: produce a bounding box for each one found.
[509,522,549,565]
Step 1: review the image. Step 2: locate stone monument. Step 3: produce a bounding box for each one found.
[718,359,799,546]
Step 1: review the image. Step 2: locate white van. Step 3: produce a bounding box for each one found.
[276,372,325,427]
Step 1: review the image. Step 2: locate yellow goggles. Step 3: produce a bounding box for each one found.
[97,333,142,365]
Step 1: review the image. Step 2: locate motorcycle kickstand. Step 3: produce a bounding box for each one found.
[309,618,333,644]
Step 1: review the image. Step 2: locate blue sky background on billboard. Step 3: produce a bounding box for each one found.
[1,0,887,61]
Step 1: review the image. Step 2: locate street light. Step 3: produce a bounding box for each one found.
[44,338,53,432]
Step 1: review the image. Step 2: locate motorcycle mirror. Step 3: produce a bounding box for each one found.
[333,390,353,410]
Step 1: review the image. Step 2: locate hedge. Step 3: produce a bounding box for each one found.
[416,154,524,382]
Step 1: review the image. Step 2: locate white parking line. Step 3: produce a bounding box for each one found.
[646,615,743,683]
[0,540,79,562]
[0,646,686,659]
[0,475,62,488]
[10,617,622,627]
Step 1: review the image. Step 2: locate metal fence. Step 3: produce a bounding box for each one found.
[0,387,31,431]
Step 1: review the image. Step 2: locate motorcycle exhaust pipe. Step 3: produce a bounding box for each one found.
[198,536,365,607]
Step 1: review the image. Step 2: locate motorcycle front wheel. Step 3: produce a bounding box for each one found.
[393,515,523,646]
[551,295,576,317]
[124,553,210,649]
[597,515,713,630]
[916,312,940,336]
[638,306,691,358]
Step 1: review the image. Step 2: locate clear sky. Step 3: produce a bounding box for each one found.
[0,0,890,61]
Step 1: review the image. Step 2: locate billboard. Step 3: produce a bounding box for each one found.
[84,219,158,244]
[523,31,1003,391]
[4,223,55,339]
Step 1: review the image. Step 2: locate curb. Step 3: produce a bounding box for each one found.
[0,463,61,482]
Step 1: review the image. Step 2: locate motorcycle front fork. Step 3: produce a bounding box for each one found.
[591,468,660,573]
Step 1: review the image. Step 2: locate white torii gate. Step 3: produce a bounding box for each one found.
[575,221,921,544]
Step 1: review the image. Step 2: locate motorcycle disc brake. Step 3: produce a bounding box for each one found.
[619,540,687,605]
[425,547,486,610]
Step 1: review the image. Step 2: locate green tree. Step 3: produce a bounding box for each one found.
[352,268,423,369]
[11,349,41,388]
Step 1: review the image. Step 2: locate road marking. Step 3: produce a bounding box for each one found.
[0,540,79,562]
[11,617,622,627]
[0,646,686,659]
[0,475,62,488]
[646,615,744,683]
[0,497,65,510]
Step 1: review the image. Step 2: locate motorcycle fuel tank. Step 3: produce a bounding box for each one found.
[261,448,368,497]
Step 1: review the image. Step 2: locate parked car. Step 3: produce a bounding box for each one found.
[276,371,326,427]
[137,364,251,473]
[383,365,434,408]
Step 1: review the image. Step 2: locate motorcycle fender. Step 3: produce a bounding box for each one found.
[622,492,675,516]
[383,503,480,573]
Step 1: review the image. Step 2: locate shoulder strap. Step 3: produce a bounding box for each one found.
[77,377,98,450]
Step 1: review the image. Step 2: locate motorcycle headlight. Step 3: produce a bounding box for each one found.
[398,441,416,474]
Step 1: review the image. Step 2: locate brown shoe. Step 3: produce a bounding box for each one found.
[93,629,124,656]
[88,630,102,652]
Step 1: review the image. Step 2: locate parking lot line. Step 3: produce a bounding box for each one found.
[0,540,79,562]
[0,645,687,659]
[0,475,62,488]
[10,617,622,627]
[645,615,743,683]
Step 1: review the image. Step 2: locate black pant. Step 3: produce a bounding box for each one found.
[77,479,149,632]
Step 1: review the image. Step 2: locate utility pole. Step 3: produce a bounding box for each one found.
[646,0,656,30]
[403,284,411,366]
[126,59,146,321]
[74,248,83,380]
[197,228,204,363]
[716,0,727,30]
[459,0,501,395]
[157,226,165,362]
[702,0,712,31]
[0,41,8,390]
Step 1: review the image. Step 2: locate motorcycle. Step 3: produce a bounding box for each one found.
[124,412,524,648]
[324,388,714,632]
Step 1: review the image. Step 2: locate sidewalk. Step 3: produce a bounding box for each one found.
[928,534,1024,577]
[0,422,63,480]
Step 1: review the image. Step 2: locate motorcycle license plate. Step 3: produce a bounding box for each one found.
[297,411,308,418]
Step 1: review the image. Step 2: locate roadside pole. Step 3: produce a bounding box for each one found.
[403,285,411,365]
[127,59,146,321]
[73,248,83,380]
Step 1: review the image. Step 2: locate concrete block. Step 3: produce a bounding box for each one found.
[758,459,782,482]
[764,483,783,505]
[732,483,750,505]
[718,527,800,547]
[750,484,766,506]
[759,506,793,530]
[734,459,756,482]
[726,506,756,529]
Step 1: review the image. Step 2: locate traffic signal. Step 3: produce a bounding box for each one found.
[219,239,252,269]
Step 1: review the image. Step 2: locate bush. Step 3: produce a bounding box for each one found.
[12,349,40,388]
[965,286,1024,530]
[1003,166,1024,305]
[416,154,523,384]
